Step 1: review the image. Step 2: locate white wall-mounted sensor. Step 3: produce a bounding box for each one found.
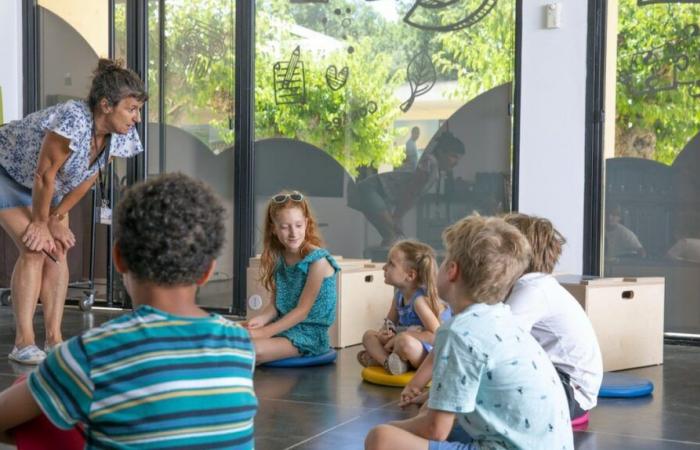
[545,3,562,29]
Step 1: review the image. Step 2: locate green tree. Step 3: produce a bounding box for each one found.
[615,0,700,164]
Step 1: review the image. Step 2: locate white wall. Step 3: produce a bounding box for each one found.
[0,0,23,122]
[518,0,588,274]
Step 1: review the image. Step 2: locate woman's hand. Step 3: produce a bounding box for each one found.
[48,218,76,251]
[21,221,56,253]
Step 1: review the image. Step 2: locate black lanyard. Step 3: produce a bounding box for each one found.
[91,122,111,205]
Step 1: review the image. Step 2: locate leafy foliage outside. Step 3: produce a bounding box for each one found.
[119,0,518,174]
[615,0,700,164]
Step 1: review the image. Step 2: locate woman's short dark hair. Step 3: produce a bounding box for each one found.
[87,58,148,112]
[115,173,225,285]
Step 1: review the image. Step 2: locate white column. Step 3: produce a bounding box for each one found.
[0,0,23,122]
[518,0,589,274]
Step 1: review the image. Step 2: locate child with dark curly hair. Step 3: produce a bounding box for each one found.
[246,190,340,364]
[0,173,257,449]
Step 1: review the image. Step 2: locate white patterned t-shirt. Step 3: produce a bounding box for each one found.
[428,302,574,450]
[0,100,142,196]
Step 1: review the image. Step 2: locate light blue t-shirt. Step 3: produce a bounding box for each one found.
[428,302,574,450]
[0,100,142,196]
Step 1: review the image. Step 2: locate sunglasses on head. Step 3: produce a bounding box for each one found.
[272,192,304,204]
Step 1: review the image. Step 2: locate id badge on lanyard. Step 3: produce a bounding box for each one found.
[98,199,112,225]
[96,134,112,226]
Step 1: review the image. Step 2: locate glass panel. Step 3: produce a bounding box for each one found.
[38,0,109,108]
[147,0,236,309]
[603,0,700,334]
[35,1,112,304]
[253,0,515,261]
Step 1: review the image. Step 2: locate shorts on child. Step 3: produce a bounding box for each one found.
[428,425,478,450]
[556,368,587,419]
[0,164,60,210]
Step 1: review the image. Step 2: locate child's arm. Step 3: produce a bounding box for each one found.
[252,258,335,339]
[0,379,41,444]
[399,351,434,407]
[401,296,441,343]
[245,302,278,329]
[389,408,455,441]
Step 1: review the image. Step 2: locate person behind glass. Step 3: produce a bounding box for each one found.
[0,58,147,365]
[347,130,465,247]
[502,213,603,421]
[357,240,451,375]
[366,215,573,450]
[399,126,421,172]
[605,203,645,258]
[246,190,340,364]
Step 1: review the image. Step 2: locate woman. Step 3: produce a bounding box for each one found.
[0,58,147,364]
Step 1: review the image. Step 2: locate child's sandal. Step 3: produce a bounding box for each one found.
[357,350,379,367]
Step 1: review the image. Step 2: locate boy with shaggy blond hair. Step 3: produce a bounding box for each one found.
[366,215,573,450]
[503,213,602,420]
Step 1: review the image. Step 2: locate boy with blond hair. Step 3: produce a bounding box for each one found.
[365,215,573,450]
[503,213,602,420]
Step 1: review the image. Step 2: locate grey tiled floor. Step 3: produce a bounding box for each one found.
[1,306,700,449]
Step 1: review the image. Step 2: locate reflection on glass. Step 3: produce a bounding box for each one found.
[147,0,236,309]
[38,0,109,108]
[254,0,515,261]
[603,0,700,334]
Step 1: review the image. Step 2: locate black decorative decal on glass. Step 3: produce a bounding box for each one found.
[325,116,344,131]
[352,101,378,119]
[273,46,306,105]
[403,0,497,32]
[400,50,437,112]
[621,24,700,98]
[326,65,349,91]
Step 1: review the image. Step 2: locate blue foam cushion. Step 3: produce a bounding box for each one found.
[262,349,337,368]
[598,372,654,398]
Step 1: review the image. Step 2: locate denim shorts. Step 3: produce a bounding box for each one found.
[428,425,478,450]
[0,164,60,210]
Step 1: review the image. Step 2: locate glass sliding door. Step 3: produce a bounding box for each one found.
[603,0,700,335]
[34,1,113,305]
[145,0,237,310]
[253,0,516,261]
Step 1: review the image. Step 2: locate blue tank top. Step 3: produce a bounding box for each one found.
[395,287,452,328]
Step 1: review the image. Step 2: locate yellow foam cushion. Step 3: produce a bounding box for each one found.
[361,366,417,387]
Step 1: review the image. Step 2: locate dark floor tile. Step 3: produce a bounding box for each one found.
[254,398,371,450]
[291,408,416,450]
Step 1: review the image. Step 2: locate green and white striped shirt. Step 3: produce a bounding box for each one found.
[28,305,257,449]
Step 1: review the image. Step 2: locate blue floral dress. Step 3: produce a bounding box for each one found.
[0,100,143,205]
[274,248,340,356]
